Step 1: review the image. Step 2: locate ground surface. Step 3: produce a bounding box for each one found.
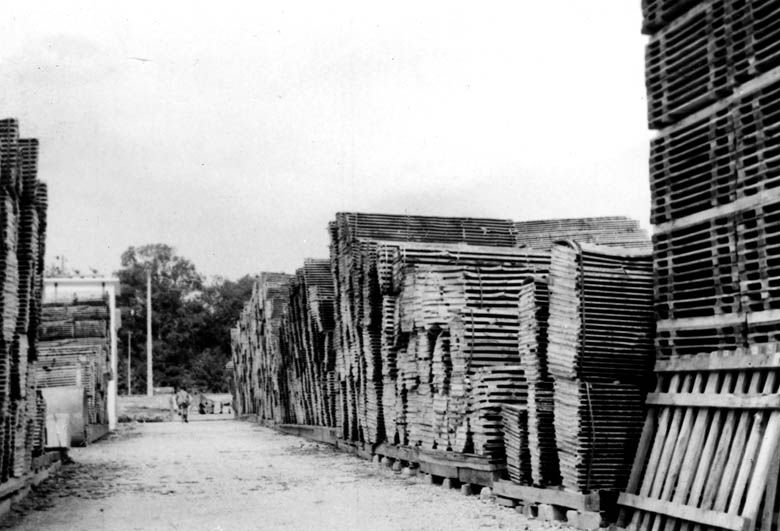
[0,417,573,530]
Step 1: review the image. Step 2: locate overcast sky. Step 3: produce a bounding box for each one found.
[1,1,650,280]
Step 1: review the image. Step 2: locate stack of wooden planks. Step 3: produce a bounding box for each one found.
[229,211,655,494]
[646,1,780,359]
[617,3,780,529]
[0,118,48,482]
[277,259,338,427]
[518,275,561,486]
[514,217,651,251]
[231,272,292,421]
[35,299,111,427]
[548,242,655,493]
[328,213,522,445]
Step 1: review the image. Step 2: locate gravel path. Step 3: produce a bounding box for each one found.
[1,418,573,530]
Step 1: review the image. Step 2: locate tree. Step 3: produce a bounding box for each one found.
[116,244,254,394]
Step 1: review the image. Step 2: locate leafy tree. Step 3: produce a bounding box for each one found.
[116,244,254,394]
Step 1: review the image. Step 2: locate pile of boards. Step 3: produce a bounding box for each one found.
[231,265,339,427]
[232,211,655,498]
[617,3,780,530]
[35,298,111,427]
[0,118,48,483]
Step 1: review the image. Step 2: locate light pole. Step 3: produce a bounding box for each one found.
[146,268,153,397]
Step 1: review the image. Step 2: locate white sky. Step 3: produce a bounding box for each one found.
[1,1,650,280]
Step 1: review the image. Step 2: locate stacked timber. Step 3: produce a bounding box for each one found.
[547,242,654,493]
[35,299,111,427]
[231,272,292,421]
[501,404,532,485]
[514,217,651,251]
[328,213,521,445]
[0,118,48,483]
[618,4,780,529]
[278,259,338,427]
[517,276,561,486]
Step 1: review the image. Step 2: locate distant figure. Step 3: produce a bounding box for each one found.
[175,387,191,423]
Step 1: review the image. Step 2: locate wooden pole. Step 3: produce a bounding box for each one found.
[146,268,153,397]
[127,331,132,395]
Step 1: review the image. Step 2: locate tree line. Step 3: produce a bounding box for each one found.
[115,243,253,394]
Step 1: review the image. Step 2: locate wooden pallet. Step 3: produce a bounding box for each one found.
[617,344,780,531]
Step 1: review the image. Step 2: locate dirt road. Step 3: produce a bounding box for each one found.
[2,418,572,530]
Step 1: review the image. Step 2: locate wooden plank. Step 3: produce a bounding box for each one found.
[657,310,780,333]
[646,393,780,410]
[618,493,750,531]
[760,446,780,531]
[742,411,780,524]
[640,374,693,530]
[676,371,734,531]
[651,368,716,531]
[420,461,457,478]
[493,480,600,512]
[655,353,780,373]
[629,374,682,530]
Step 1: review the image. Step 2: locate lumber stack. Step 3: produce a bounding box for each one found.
[514,217,651,251]
[35,299,111,427]
[517,275,561,486]
[645,1,780,358]
[231,272,292,421]
[0,118,48,483]
[372,242,551,452]
[547,242,654,493]
[618,4,780,529]
[229,211,653,475]
[328,213,521,445]
[278,259,338,427]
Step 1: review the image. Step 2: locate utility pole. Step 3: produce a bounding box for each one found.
[146,268,153,396]
[127,331,132,395]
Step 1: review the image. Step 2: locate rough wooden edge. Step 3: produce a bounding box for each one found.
[656,352,780,373]
[493,480,601,512]
[657,309,780,332]
[646,392,780,409]
[617,492,750,531]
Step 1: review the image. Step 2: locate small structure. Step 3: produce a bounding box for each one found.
[36,277,120,445]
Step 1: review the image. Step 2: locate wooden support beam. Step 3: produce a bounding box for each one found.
[618,493,750,531]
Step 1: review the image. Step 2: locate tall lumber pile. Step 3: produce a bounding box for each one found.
[278,259,338,427]
[327,212,523,444]
[0,118,48,482]
[618,3,780,529]
[229,212,654,483]
[547,242,655,493]
[231,272,292,421]
[35,299,112,428]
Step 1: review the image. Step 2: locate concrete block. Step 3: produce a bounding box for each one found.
[460,483,474,496]
[392,460,403,473]
[538,503,566,522]
[401,466,411,477]
[567,510,602,530]
[425,473,436,485]
[479,486,494,501]
[442,477,457,489]
[516,503,537,518]
[372,454,381,467]
[381,456,392,468]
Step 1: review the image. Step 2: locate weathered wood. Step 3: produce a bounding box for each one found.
[619,493,750,531]
[494,480,601,512]
[646,393,780,410]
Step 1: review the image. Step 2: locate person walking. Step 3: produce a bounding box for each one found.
[175,387,191,423]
